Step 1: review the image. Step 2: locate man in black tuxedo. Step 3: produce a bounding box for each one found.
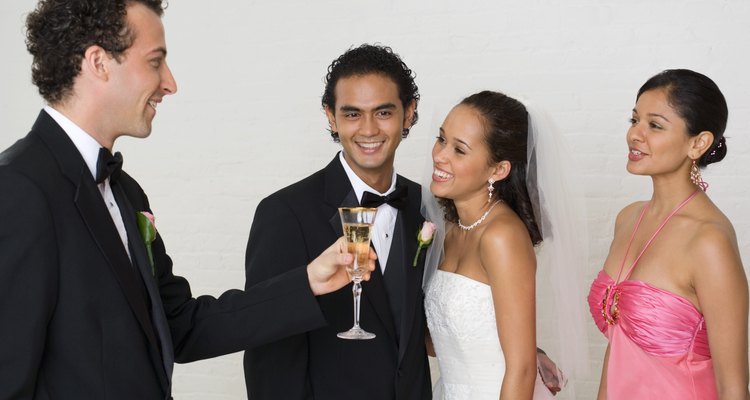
[243,44,432,399]
[0,1,373,398]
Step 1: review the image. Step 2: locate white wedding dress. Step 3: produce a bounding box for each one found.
[425,270,554,400]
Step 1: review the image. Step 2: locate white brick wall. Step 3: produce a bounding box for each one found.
[2,1,749,398]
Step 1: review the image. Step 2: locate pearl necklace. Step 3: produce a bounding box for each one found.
[458,201,502,231]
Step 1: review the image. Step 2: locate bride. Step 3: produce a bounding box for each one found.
[423,91,587,399]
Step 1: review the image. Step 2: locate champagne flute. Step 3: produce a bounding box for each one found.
[337,207,378,340]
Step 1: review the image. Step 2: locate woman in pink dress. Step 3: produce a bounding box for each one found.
[587,69,748,399]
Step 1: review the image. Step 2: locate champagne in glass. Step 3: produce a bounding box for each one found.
[338,207,377,340]
[343,222,372,279]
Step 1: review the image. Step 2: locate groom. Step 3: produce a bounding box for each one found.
[243,44,432,399]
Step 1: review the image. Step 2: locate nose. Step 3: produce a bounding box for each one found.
[627,122,643,144]
[432,140,447,164]
[359,114,378,136]
[161,62,178,95]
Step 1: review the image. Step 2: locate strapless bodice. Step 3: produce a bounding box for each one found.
[425,270,504,399]
[425,270,554,400]
[588,270,709,358]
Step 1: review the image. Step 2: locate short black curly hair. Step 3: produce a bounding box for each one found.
[25,0,165,104]
[322,44,420,142]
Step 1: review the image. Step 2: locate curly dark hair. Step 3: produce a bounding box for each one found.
[438,91,542,245]
[637,69,728,167]
[321,44,420,142]
[25,0,165,104]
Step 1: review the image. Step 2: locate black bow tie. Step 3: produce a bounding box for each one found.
[95,147,123,184]
[360,185,408,210]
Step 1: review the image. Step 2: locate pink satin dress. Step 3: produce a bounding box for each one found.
[588,191,717,399]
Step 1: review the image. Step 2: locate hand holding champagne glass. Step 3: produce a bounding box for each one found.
[306,237,376,296]
[338,207,378,340]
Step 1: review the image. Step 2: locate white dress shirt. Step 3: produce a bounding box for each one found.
[339,151,398,273]
[44,106,131,260]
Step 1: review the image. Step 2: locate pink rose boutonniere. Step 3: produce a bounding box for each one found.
[412,221,436,267]
[136,211,157,276]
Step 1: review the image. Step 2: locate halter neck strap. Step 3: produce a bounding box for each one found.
[614,190,700,284]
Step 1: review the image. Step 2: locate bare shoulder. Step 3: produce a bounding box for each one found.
[683,207,747,325]
[480,208,532,251]
[690,215,740,265]
[477,207,536,274]
[685,204,743,284]
[614,201,648,230]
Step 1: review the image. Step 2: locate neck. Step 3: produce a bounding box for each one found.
[363,175,393,193]
[51,100,116,150]
[343,154,394,193]
[454,193,496,226]
[649,173,701,214]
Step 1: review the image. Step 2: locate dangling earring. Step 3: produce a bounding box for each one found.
[487,178,495,203]
[690,160,708,192]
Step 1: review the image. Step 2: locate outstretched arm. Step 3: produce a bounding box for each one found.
[160,235,376,361]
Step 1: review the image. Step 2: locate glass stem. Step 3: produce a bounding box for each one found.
[352,278,363,329]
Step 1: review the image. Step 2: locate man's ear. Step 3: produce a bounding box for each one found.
[689,130,714,160]
[490,160,512,182]
[403,100,417,129]
[324,105,337,132]
[82,45,110,80]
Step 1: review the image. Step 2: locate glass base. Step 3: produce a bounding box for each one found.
[337,327,376,340]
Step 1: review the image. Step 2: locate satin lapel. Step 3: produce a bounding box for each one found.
[364,260,398,342]
[112,182,174,388]
[323,153,354,209]
[327,186,357,236]
[74,174,159,351]
[32,111,93,186]
[397,178,425,363]
[386,212,407,344]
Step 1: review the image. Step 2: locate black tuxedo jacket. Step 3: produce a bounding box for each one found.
[0,110,328,399]
[243,155,432,400]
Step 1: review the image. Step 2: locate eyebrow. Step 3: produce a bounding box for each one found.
[632,108,671,123]
[647,113,670,122]
[339,102,397,113]
[149,47,167,57]
[439,127,472,150]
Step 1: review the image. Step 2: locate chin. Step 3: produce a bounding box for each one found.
[625,164,649,176]
[429,183,448,198]
[129,129,153,139]
[356,158,389,171]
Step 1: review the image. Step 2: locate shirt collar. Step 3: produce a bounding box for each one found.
[44,105,103,179]
[338,151,397,203]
